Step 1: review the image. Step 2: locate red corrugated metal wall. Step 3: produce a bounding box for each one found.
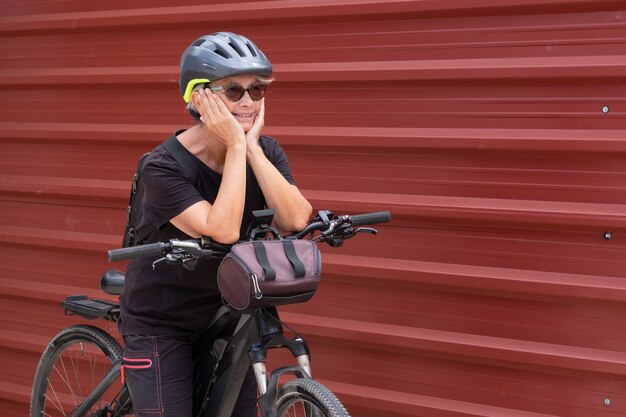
[1,1,626,416]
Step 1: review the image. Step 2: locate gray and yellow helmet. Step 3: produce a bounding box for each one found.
[179,32,273,103]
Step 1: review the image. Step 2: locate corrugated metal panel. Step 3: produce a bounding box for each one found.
[1,1,626,416]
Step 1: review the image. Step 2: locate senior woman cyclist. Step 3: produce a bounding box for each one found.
[119,32,312,417]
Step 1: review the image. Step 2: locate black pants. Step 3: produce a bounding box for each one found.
[122,333,257,417]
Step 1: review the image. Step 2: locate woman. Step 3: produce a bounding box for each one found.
[119,32,312,417]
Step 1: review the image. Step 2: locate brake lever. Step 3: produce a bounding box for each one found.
[151,246,213,270]
[321,226,379,247]
[152,257,167,270]
[152,253,183,270]
[182,256,200,271]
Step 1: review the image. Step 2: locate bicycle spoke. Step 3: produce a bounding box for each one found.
[282,398,323,417]
[55,356,79,406]
[43,385,67,417]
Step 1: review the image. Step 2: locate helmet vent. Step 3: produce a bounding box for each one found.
[245,42,258,57]
[192,39,205,47]
[228,41,245,57]
[214,49,229,59]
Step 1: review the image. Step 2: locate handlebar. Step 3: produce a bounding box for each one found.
[290,210,391,239]
[108,242,171,262]
[108,210,391,263]
[107,239,216,264]
[350,211,391,227]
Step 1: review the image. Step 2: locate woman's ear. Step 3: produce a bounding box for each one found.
[187,90,204,122]
[190,90,202,109]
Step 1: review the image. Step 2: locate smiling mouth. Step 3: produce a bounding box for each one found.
[233,113,254,118]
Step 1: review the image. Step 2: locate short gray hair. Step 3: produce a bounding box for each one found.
[186,83,208,121]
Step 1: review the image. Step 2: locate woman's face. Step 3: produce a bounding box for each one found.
[209,74,266,133]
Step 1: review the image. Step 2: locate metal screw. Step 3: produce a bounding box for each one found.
[604,231,612,240]
[602,106,609,114]
[604,398,611,406]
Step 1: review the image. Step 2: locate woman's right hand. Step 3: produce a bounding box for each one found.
[195,88,246,148]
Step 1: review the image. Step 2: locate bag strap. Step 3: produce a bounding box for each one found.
[135,135,199,245]
[122,152,151,247]
[282,240,306,278]
[130,224,153,248]
[162,134,200,183]
[252,241,276,281]
[251,240,306,281]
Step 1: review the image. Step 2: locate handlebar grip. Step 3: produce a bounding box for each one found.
[108,242,169,262]
[351,211,392,227]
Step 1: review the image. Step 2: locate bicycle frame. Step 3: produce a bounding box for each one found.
[70,361,129,417]
[196,307,312,417]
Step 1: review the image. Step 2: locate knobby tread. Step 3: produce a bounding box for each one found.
[277,378,351,417]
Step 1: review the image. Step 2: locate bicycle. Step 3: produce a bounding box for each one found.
[29,209,391,417]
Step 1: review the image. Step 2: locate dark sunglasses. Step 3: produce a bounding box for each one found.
[209,83,268,102]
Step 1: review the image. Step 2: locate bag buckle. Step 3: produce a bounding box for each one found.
[251,274,263,300]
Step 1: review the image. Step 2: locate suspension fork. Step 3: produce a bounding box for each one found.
[250,336,312,395]
[250,309,312,417]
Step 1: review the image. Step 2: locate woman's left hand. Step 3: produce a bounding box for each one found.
[245,98,265,149]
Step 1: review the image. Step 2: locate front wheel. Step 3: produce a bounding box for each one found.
[276,379,350,417]
[30,324,132,417]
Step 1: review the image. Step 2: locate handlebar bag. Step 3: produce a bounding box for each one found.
[217,239,321,310]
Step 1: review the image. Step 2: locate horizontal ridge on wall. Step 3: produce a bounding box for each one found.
[0,277,106,306]
[324,253,626,303]
[327,379,562,417]
[1,0,623,33]
[1,177,624,229]
[2,55,626,85]
[2,123,626,153]
[0,381,30,410]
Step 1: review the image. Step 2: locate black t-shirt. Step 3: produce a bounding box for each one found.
[119,133,296,335]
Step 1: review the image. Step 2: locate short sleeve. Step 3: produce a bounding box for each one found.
[140,156,204,229]
[259,135,297,185]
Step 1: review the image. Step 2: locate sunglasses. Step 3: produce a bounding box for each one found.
[209,83,268,102]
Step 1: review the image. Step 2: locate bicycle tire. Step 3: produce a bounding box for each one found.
[276,378,351,417]
[30,324,132,417]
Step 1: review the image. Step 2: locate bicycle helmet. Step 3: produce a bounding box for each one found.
[179,32,273,103]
